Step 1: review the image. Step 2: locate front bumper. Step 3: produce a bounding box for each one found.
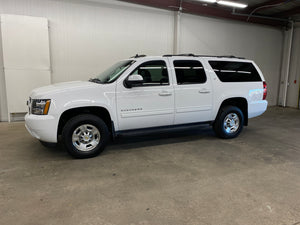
[25,113,58,143]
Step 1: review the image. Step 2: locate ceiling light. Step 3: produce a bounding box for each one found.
[196,0,217,3]
[217,1,248,8]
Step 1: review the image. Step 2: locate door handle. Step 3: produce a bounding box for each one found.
[199,89,210,94]
[159,91,172,96]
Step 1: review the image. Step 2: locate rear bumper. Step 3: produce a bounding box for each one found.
[248,100,268,118]
[25,113,58,143]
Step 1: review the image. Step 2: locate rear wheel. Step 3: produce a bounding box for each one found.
[62,114,109,158]
[213,106,244,139]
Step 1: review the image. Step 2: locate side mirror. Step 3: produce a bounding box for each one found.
[124,74,144,88]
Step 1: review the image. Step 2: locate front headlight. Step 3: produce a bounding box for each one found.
[31,99,51,115]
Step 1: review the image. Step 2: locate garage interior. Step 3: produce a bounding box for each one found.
[0,0,300,224]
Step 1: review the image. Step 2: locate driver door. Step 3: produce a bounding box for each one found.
[116,59,175,131]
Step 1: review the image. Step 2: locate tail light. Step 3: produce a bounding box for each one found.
[263,81,267,100]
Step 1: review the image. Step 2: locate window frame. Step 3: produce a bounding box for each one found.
[173,60,207,85]
[127,60,170,87]
[208,60,262,83]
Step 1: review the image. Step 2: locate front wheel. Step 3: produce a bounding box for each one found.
[62,114,109,158]
[213,106,244,139]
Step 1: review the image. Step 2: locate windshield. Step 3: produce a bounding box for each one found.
[90,60,135,84]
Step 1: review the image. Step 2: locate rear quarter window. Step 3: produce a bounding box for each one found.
[209,61,262,82]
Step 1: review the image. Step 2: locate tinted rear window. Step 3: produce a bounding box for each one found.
[209,61,262,82]
[173,60,207,84]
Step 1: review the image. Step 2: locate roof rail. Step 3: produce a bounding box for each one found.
[131,54,147,58]
[216,55,245,59]
[197,55,245,59]
[163,54,245,59]
[163,53,195,57]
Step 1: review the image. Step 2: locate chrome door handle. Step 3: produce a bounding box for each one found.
[199,89,210,94]
[159,91,172,96]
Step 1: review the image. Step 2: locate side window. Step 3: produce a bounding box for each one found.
[173,60,207,85]
[209,61,262,82]
[130,60,169,86]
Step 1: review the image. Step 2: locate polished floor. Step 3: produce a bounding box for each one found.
[0,106,300,225]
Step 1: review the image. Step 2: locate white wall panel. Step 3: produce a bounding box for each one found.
[180,14,283,106]
[0,14,51,120]
[1,14,50,70]
[0,0,174,84]
[4,69,51,112]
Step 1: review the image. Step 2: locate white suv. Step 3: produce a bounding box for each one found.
[25,54,268,158]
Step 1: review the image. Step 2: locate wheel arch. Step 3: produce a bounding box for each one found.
[216,97,248,126]
[57,106,114,136]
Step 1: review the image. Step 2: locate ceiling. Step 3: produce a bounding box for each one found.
[118,0,300,27]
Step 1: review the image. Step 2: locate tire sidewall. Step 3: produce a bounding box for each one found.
[215,106,244,139]
[62,114,109,158]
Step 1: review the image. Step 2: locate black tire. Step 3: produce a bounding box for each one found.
[213,106,244,139]
[62,114,109,158]
[40,141,57,148]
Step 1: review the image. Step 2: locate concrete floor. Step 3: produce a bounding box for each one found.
[0,107,300,225]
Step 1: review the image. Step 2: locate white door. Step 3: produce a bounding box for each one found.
[116,59,174,131]
[170,59,213,124]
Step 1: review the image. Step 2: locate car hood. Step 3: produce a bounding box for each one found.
[30,81,99,98]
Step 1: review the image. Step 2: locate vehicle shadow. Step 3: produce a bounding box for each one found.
[36,124,216,159]
[105,124,216,153]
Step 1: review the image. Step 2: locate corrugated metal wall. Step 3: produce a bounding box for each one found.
[0,0,288,121]
[0,0,174,121]
[180,14,283,106]
[0,0,174,84]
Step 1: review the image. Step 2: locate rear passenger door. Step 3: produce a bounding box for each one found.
[170,59,213,124]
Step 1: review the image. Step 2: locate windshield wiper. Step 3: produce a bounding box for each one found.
[89,78,103,84]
